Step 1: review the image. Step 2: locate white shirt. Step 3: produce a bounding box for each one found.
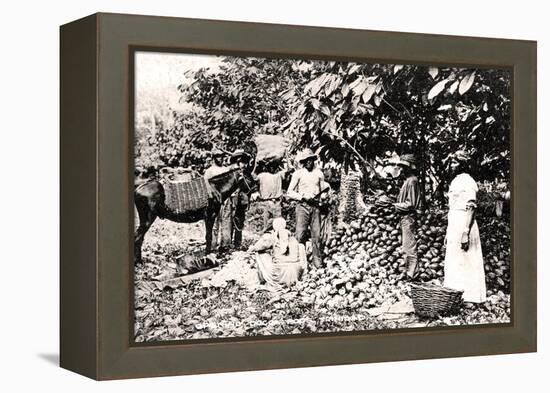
[257,171,285,199]
[287,168,326,200]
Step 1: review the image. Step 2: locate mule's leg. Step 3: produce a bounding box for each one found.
[205,214,215,254]
[205,204,220,254]
[134,196,157,264]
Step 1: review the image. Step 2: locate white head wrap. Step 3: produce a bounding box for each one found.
[272,218,289,254]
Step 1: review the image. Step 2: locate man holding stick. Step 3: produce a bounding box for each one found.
[287,149,329,268]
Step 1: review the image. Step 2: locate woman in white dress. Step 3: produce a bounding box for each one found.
[443,151,487,303]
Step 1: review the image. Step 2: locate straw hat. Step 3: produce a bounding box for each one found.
[231,149,249,158]
[298,148,318,163]
[397,154,417,169]
[230,148,250,163]
[211,148,225,157]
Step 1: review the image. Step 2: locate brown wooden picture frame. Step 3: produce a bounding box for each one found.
[60,12,537,380]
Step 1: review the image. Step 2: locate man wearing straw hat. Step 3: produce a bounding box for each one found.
[287,148,328,268]
[228,149,252,249]
[393,153,423,280]
[204,148,229,250]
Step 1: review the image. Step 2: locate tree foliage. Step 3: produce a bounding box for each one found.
[284,62,510,198]
[181,57,308,155]
[135,55,510,200]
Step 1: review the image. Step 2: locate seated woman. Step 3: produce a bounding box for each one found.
[248,218,307,292]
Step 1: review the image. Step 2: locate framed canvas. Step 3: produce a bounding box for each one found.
[60,12,537,380]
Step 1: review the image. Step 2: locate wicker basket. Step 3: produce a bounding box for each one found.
[163,177,209,214]
[410,283,463,318]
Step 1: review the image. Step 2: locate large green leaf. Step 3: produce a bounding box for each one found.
[304,73,329,96]
[325,75,343,96]
[448,80,459,94]
[427,79,449,100]
[341,83,350,97]
[279,88,295,101]
[459,71,476,95]
[319,103,331,117]
[348,64,362,75]
[362,83,377,104]
[310,98,322,110]
[428,67,439,79]
[350,77,368,97]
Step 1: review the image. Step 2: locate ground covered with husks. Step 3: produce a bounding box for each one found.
[134,209,511,342]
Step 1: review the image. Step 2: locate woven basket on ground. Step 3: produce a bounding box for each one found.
[410,283,463,318]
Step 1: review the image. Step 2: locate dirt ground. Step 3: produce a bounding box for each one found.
[133,215,511,342]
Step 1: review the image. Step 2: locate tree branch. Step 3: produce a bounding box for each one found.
[319,129,382,178]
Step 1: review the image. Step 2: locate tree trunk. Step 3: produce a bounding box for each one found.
[337,171,366,224]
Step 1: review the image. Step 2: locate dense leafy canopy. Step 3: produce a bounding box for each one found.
[135,56,510,200]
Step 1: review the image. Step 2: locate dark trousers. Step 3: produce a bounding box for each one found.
[296,203,322,267]
[232,203,247,248]
[400,215,418,278]
[215,198,233,250]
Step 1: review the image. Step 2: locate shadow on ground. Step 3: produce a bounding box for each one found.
[38,353,59,366]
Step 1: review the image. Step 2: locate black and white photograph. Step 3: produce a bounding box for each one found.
[133,51,512,342]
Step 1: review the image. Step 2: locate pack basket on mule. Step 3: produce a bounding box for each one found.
[134,166,257,263]
[162,174,211,215]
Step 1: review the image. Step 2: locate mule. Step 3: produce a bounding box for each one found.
[134,167,256,263]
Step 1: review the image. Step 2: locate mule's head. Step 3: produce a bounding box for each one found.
[208,166,257,200]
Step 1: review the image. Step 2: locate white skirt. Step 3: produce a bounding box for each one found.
[443,210,487,303]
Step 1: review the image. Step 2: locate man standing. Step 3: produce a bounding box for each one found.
[287,149,328,268]
[204,148,229,250]
[228,149,252,249]
[393,154,423,280]
[254,160,288,232]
